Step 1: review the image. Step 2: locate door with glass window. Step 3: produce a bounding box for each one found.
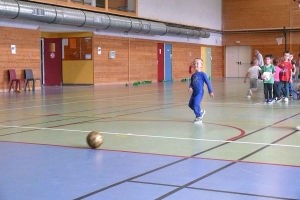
[43,38,62,86]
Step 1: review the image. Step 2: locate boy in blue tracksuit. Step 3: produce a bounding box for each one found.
[188,58,214,123]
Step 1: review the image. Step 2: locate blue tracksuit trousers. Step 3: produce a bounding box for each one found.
[188,92,204,117]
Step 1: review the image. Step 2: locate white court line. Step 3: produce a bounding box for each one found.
[0,89,188,112]
[0,86,169,106]
[0,124,299,149]
[0,98,270,113]
[1,89,279,113]
[0,84,261,112]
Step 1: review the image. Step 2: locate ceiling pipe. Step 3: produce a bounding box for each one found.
[0,0,211,38]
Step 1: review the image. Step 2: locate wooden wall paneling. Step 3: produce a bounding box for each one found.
[172,42,201,81]
[210,46,224,78]
[252,44,286,60]
[0,27,225,90]
[93,35,129,84]
[291,1,300,28]
[223,32,289,59]
[92,34,223,84]
[222,0,300,69]
[129,38,157,82]
[223,31,300,71]
[290,32,300,55]
[223,32,288,46]
[128,38,130,83]
[223,0,290,30]
[0,27,40,92]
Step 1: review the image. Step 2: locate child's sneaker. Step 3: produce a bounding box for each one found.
[267,99,273,104]
[264,99,268,103]
[275,97,282,102]
[248,89,252,96]
[200,110,206,119]
[193,117,202,124]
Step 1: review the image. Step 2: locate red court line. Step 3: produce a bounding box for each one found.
[44,114,61,116]
[0,140,299,168]
[0,114,61,123]
[206,122,246,141]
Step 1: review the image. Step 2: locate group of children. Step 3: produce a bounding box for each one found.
[187,51,298,124]
[244,51,298,103]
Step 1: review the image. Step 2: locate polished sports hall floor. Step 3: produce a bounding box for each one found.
[0,78,300,200]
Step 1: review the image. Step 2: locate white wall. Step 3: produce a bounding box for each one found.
[138,0,222,30]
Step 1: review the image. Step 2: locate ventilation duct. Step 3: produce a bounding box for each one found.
[148,21,167,35]
[199,31,206,38]
[55,7,86,26]
[204,32,210,38]
[139,20,151,34]
[0,0,19,18]
[107,15,131,31]
[85,12,110,29]
[21,3,56,22]
[128,18,142,33]
[192,30,201,37]
[166,26,181,35]
[0,0,210,38]
[179,28,194,37]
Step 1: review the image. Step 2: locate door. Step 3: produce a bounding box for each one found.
[226,46,251,77]
[157,43,164,81]
[201,47,212,80]
[164,44,172,81]
[43,38,62,86]
[206,47,212,80]
[238,46,252,77]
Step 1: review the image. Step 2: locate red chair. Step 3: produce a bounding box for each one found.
[8,69,21,92]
